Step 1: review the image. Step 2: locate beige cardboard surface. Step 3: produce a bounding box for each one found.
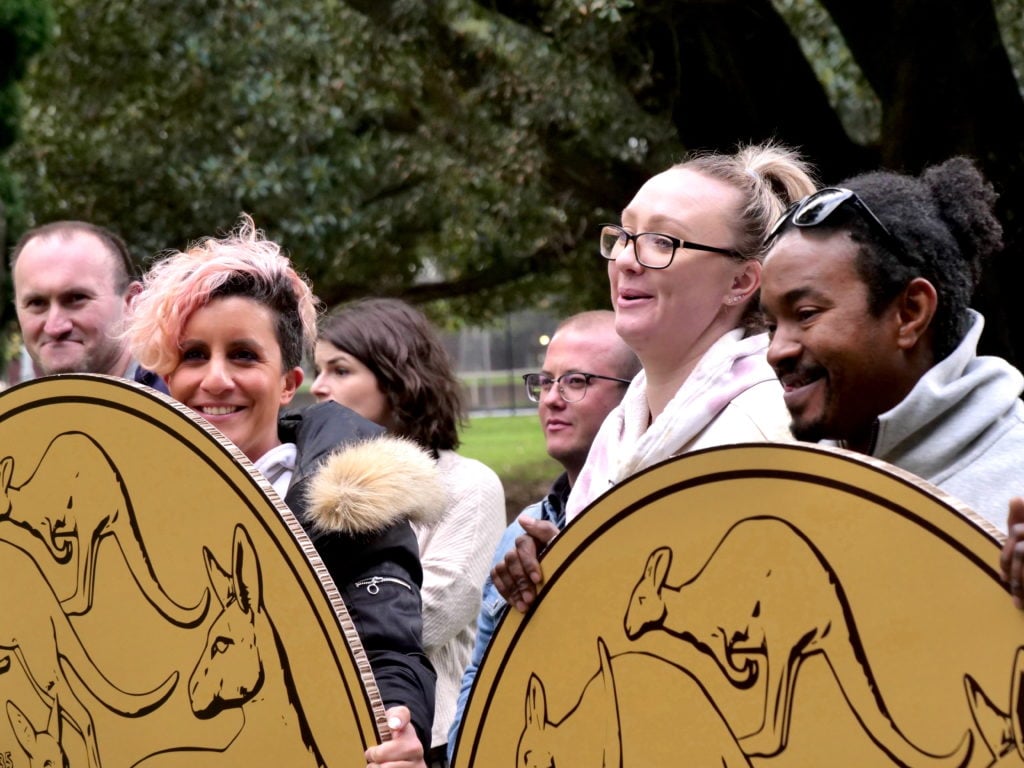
[454,442,1021,767]
[0,375,382,768]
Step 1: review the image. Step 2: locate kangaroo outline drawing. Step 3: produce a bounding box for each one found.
[184,523,328,767]
[623,516,972,766]
[0,541,178,768]
[0,375,387,767]
[451,443,1014,767]
[0,431,208,626]
[6,696,70,768]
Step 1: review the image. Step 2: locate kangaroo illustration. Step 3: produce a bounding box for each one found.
[517,637,753,768]
[964,647,1024,766]
[7,697,69,768]
[622,515,972,766]
[0,432,208,625]
[0,542,178,768]
[186,524,326,767]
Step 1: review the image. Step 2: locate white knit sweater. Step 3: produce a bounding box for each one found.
[412,449,505,748]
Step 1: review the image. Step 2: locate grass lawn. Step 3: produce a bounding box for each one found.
[459,413,561,520]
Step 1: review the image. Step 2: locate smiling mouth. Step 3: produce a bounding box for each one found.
[781,374,816,392]
[196,405,242,416]
[778,365,825,393]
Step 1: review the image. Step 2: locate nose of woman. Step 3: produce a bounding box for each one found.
[199,355,235,394]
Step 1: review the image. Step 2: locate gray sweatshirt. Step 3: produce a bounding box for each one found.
[838,310,1024,532]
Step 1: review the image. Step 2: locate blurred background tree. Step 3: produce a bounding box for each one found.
[0,0,51,299]
[1,0,1022,363]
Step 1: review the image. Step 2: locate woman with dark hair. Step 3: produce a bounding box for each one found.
[127,217,440,767]
[312,298,505,767]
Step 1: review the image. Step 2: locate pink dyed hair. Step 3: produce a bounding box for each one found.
[127,215,318,376]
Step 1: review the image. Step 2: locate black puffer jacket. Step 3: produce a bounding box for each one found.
[279,401,444,752]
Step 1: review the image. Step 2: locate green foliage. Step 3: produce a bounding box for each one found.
[4,0,1022,335]
[0,0,54,78]
[8,0,673,324]
[0,156,21,231]
[769,0,881,145]
[569,0,635,23]
[0,81,20,155]
[996,0,1024,94]
[0,0,53,156]
[0,0,53,301]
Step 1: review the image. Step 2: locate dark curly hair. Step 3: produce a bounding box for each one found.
[317,298,465,453]
[787,157,1002,360]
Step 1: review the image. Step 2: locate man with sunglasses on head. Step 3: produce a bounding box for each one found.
[760,157,1024,544]
[446,310,639,761]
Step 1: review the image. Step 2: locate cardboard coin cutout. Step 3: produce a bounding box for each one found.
[0,375,384,767]
[453,442,1023,767]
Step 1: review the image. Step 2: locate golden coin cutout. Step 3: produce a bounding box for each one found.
[454,442,1022,767]
[0,375,382,768]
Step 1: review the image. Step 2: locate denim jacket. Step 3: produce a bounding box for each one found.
[446,473,569,761]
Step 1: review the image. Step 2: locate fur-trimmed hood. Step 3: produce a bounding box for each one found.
[303,434,447,536]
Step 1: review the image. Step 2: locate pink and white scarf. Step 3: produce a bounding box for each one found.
[566,329,776,522]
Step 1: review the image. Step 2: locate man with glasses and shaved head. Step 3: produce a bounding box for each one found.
[760,157,1024,540]
[446,310,639,762]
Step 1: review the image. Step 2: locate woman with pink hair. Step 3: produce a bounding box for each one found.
[127,215,440,767]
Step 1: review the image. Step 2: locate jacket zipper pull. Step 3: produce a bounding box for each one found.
[354,575,412,595]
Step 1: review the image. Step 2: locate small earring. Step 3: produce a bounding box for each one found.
[727,295,743,305]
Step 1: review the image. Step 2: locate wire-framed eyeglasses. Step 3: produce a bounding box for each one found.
[522,372,632,403]
[764,187,905,258]
[599,223,740,270]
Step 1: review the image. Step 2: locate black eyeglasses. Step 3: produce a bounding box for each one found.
[764,187,904,256]
[522,372,632,403]
[599,223,740,270]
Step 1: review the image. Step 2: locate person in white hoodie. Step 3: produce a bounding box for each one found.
[760,157,1024,543]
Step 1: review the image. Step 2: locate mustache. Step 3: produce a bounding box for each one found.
[773,359,826,385]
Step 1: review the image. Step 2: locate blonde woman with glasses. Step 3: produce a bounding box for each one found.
[493,142,817,613]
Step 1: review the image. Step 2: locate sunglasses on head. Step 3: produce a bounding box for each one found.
[764,187,904,257]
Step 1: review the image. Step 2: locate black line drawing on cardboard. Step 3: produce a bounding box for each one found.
[518,637,753,768]
[0,432,208,626]
[7,696,69,768]
[183,523,327,767]
[622,515,972,767]
[965,646,1024,766]
[0,542,179,768]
